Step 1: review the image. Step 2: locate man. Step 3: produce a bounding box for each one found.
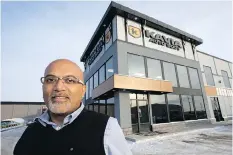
[13,59,132,155]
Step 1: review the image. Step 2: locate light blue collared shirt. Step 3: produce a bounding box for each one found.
[35,104,132,155]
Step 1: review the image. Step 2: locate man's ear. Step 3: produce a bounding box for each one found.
[82,85,86,97]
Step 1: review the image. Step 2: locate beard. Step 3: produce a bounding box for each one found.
[47,98,72,114]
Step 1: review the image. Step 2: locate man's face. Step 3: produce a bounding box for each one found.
[42,60,85,115]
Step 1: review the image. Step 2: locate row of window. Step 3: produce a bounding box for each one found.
[85,57,114,99]
[130,93,207,124]
[128,54,201,89]
[85,98,115,117]
[204,66,231,88]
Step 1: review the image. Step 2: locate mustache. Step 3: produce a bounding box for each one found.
[50,93,69,98]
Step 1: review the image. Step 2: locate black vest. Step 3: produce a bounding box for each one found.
[13,110,110,155]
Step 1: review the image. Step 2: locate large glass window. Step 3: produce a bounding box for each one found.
[99,100,106,114]
[194,96,207,119]
[167,94,184,122]
[204,66,215,86]
[88,104,93,111]
[221,70,231,88]
[128,54,146,77]
[93,101,99,113]
[150,94,168,124]
[99,65,105,84]
[188,68,201,89]
[85,80,89,100]
[106,57,114,79]
[106,97,114,117]
[177,65,190,88]
[181,95,196,120]
[94,71,99,88]
[89,77,93,98]
[163,62,178,87]
[147,58,163,80]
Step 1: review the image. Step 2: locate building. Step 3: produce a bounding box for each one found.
[1,102,45,120]
[81,1,232,135]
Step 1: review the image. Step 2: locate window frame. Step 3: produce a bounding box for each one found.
[221,70,231,88]
[203,65,215,86]
[127,53,146,78]
[176,64,191,88]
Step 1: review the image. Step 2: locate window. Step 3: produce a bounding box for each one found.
[188,68,201,89]
[194,96,207,119]
[167,94,184,122]
[85,80,89,99]
[94,71,99,88]
[163,62,178,87]
[128,54,146,77]
[88,104,93,111]
[204,66,215,86]
[99,65,105,84]
[106,97,115,117]
[147,58,163,80]
[137,94,147,100]
[89,77,93,98]
[130,93,136,99]
[99,100,106,114]
[181,95,196,120]
[93,101,99,112]
[221,70,231,88]
[150,94,168,124]
[106,57,114,79]
[176,65,190,88]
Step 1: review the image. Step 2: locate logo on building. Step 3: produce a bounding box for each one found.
[144,30,182,51]
[128,25,141,38]
[105,28,111,43]
[86,38,104,65]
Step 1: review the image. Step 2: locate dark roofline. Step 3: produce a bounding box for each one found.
[80,1,203,62]
[197,50,232,64]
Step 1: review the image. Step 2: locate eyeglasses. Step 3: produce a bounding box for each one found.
[41,75,84,85]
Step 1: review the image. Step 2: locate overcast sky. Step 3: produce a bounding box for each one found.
[1,1,232,102]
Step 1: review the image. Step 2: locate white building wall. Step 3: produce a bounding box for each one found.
[213,75,224,88]
[116,16,125,41]
[214,58,232,78]
[197,51,217,74]
[184,41,194,60]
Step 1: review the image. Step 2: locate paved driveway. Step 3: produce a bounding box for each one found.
[129,125,232,155]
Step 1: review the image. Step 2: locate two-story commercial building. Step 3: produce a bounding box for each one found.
[81,1,232,135]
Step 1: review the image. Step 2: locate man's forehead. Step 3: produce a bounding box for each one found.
[44,59,83,78]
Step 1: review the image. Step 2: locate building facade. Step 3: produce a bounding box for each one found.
[81,2,232,135]
[1,102,45,120]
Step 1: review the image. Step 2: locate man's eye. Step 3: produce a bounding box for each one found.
[46,78,56,83]
[65,78,76,84]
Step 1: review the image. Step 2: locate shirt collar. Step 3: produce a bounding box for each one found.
[35,103,84,128]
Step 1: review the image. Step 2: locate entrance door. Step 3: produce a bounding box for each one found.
[130,99,150,133]
[210,97,224,122]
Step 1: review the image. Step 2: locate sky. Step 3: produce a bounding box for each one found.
[1,1,232,102]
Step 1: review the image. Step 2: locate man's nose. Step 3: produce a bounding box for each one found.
[53,79,66,91]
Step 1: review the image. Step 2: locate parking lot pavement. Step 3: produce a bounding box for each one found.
[1,125,232,155]
[129,125,232,155]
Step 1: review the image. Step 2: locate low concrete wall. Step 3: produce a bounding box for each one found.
[152,119,211,133]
